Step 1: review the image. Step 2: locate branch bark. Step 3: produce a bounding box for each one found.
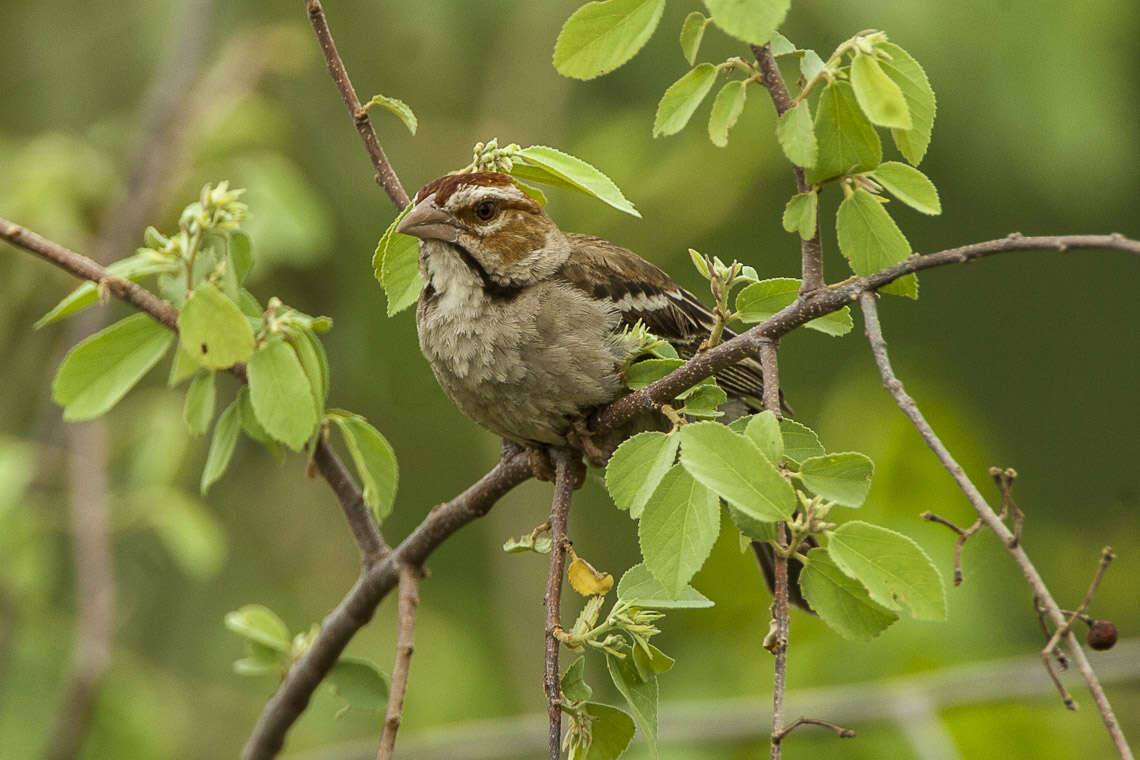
[752,43,824,294]
[305,0,410,209]
[376,565,422,760]
[542,450,576,760]
[859,291,1134,760]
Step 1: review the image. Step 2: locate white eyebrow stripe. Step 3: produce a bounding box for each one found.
[447,184,525,208]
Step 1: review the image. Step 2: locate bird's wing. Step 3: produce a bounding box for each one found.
[557,234,766,404]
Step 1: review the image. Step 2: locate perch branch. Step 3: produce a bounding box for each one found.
[859,291,1133,760]
[767,523,791,760]
[376,564,422,760]
[542,449,577,760]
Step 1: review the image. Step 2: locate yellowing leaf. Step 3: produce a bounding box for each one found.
[568,554,614,596]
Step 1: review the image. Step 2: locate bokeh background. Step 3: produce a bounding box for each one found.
[1,0,1138,758]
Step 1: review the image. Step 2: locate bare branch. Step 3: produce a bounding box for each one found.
[377,565,422,760]
[767,523,791,760]
[859,291,1134,760]
[772,716,856,743]
[596,233,1140,434]
[757,338,781,417]
[242,450,533,760]
[305,0,410,209]
[752,43,824,293]
[542,449,577,760]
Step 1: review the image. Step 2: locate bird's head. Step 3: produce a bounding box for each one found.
[397,172,570,293]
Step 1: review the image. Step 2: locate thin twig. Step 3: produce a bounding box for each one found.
[757,338,782,417]
[989,466,1024,547]
[772,716,856,743]
[767,523,790,760]
[859,291,1134,760]
[1039,547,1116,709]
[752,43,824,294]
[305,0,410,209]
[377,565,422,760]
[920,510,983,586]
[543,449,577,760]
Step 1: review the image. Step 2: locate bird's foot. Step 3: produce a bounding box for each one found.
[566,417,611,469]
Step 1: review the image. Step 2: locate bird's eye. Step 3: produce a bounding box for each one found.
[474,200,499,221]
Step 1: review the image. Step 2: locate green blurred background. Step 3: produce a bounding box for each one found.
[1,0,1137,758]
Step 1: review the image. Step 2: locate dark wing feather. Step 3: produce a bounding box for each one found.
[558,234,766,406]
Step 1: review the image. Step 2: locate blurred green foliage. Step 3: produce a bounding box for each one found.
[0,0,1137,758]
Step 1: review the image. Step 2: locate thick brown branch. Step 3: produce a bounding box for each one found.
[242,450,532,760]
[377,565,421,760]
[752,43,824,293]
[767,524,791,760]
[305,0,409,209]
[757,339,781,417]
[596,233,1140,434]
[859,291,1134,760]
[542,449,576,760]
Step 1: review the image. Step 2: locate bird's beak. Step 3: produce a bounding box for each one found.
[396,193,460,243]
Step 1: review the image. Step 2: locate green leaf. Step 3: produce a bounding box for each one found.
[373,204,424,317]
[168,341,200,387]
[805,81,881,184]
[634,643,675,677]
[775,100,817,167]
[707,79,748,147]
[201,398,240,494]
[183,371,216,437]
[639,465,720,596]
[869,161,941,215]
[679,383,726,418]
[52,313,173,421]
[827,520,946,621]
[768,31,797,56]
[34,252,178,328]
[877,42,936,165]
[229,230,253,284]
[735,277,853,336]
[836,188,916,298]
[781,192,818,241]
[724,502,777,542]
[799,49,825,82]
[799,452,874,507]
[679,421,795,521]
[328,410,399,524]
[224,604,290,651]
[743,411,783,462]
[606,653,658,756]
[326,656,390,712]
[177,282,256,370]
[287,330,327,422]
[616,563,714,608]
[703,0,790,45]
[561,656,593,703]
[247,338,319,451]
[605,431,680,519]
[653,64,718,138]
[800,548,898,640]
[363,93,417,135]
[780,418,824,464]
[579,702,636,760]
[849,53,912,130]
[678,11,708,66]
[512,145,640,217]
[624,358,684,390]
[137,485,226,580]
[553,0,667,80]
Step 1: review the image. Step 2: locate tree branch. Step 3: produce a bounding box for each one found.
[242,450,533,760]
[767,523,790,760]
[752,43,824,294]
[305,0,409,209]
[859,291,1134,760]
[376,565,422,760]
[542,449,577,760]
[595,233,1140,434]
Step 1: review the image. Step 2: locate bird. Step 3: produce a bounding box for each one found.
[397,171,815,612]
[397,171,769,453]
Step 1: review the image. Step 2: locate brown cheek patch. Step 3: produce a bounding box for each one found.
[482,213,550,264]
